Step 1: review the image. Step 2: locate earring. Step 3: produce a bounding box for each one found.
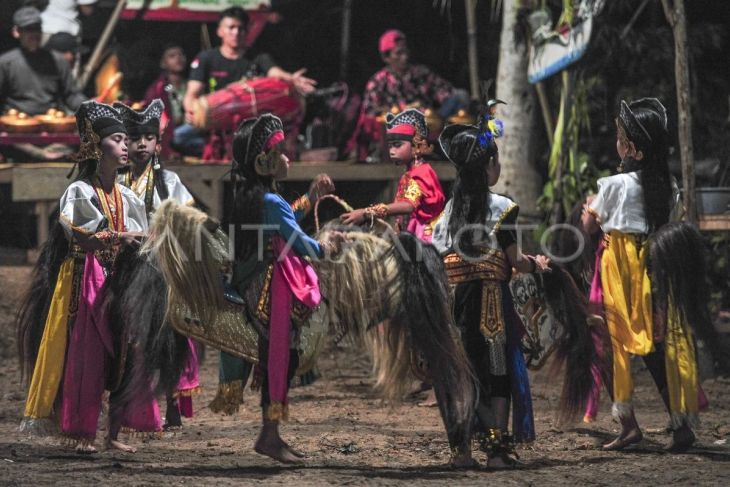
[254,150,278,176]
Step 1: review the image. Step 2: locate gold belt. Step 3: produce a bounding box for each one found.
[444,250,510,341]
[443,249,510,284]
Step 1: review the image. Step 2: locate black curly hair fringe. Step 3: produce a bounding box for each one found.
[649,222,730,373]
[388,232,477,453]
[16,219,68,383]
[541,264,608,424]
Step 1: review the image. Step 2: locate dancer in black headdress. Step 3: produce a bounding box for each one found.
[17,100,151,453]
[581,98,720,452]
[433,105,551,468]
[114,99,200,430]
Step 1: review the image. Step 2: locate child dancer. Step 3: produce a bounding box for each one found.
[220,114,336,463]
[18,101,153,452]
[115,100,199,430]
[340,108,445,242]
[581,98,708,451]
[433,113,551,468]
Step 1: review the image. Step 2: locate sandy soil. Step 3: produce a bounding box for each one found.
[0,265,729,486]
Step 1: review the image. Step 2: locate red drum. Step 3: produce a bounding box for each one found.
[191,77,303,131]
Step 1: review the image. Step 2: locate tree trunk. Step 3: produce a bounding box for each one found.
[493,0,542,218]
[661,0,697,225]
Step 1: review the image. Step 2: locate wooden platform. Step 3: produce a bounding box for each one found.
[699,214,730,231]
[0,160,457,252]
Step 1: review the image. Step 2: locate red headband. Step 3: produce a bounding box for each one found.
[386,124,416,139]
[264,130,285,151]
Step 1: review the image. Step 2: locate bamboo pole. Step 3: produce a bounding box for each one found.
[465,0,480,99]
[535,81,554,145]
[79,0,127,90]
[661,0,697,225]
[340,0,353,80]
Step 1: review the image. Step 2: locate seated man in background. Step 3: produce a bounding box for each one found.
[45,31,88,80]
[175,6,316,158]
[144,44,188,157]
[348,29,468,161]
[0,6,85,116]
[0,7,86,161]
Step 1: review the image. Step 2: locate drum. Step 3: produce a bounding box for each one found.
[191,77,303,131]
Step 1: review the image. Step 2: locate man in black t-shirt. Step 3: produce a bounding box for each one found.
[174,7,315,157]
[188,49,277,95]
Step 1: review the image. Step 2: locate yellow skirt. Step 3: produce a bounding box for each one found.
[23,258,75,421]
[600,231,653,407]
[601,231,698,424]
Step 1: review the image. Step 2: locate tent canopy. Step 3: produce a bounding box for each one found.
[122,0,271,22]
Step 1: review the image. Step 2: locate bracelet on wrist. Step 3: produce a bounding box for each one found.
[364,203,388,220]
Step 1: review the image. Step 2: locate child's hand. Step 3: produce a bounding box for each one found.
[533,255,551,273]
[309,174,335,201]
[340,209,366,225]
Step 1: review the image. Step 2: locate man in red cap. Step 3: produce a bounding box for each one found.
[346,29,467,161]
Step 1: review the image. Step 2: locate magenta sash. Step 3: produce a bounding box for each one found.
[406,219,433,243]
[585,239,606,421]
[267,236,321,410]
[59,254,113,440]
[119,386,162,433]
[176,338,201,418]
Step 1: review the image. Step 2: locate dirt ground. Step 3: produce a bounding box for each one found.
[0,265,729,486]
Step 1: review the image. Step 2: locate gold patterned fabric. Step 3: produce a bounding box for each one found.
[255,264,314,328]
[480,281,505,339]
[396,176,423,207]
[290,194,312,216]
[443,249,511,284]
[208,380,245,415]
[444,249,511,374]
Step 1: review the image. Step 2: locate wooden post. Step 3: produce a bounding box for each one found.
[79,0,127,90]
[661,0,697,225]
[465,0,480,100]
[340,0,353,80]
[535,81,554,145]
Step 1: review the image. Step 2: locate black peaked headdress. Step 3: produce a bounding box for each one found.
[73,100,126,165]
[75,100,126,140]
[385,108,428,140]
[617,98,668,151]
[114,99,164,137]
[232,113,284,179]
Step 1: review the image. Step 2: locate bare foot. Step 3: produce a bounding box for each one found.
[282,441,306,458]
[487,453,517,470]
[408,382,431,398]
[602,428,643,451]
[666,425,695,453]
[106,439,137,453]
[450,452,478,469]
[417,389,438,408]
[75,443,97,454]
[254,437,304,464]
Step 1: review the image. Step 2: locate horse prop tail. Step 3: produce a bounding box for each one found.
[540,263,606,424]
[103,247,191,413]
[649,222,730,373]
[384,232,477,454]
